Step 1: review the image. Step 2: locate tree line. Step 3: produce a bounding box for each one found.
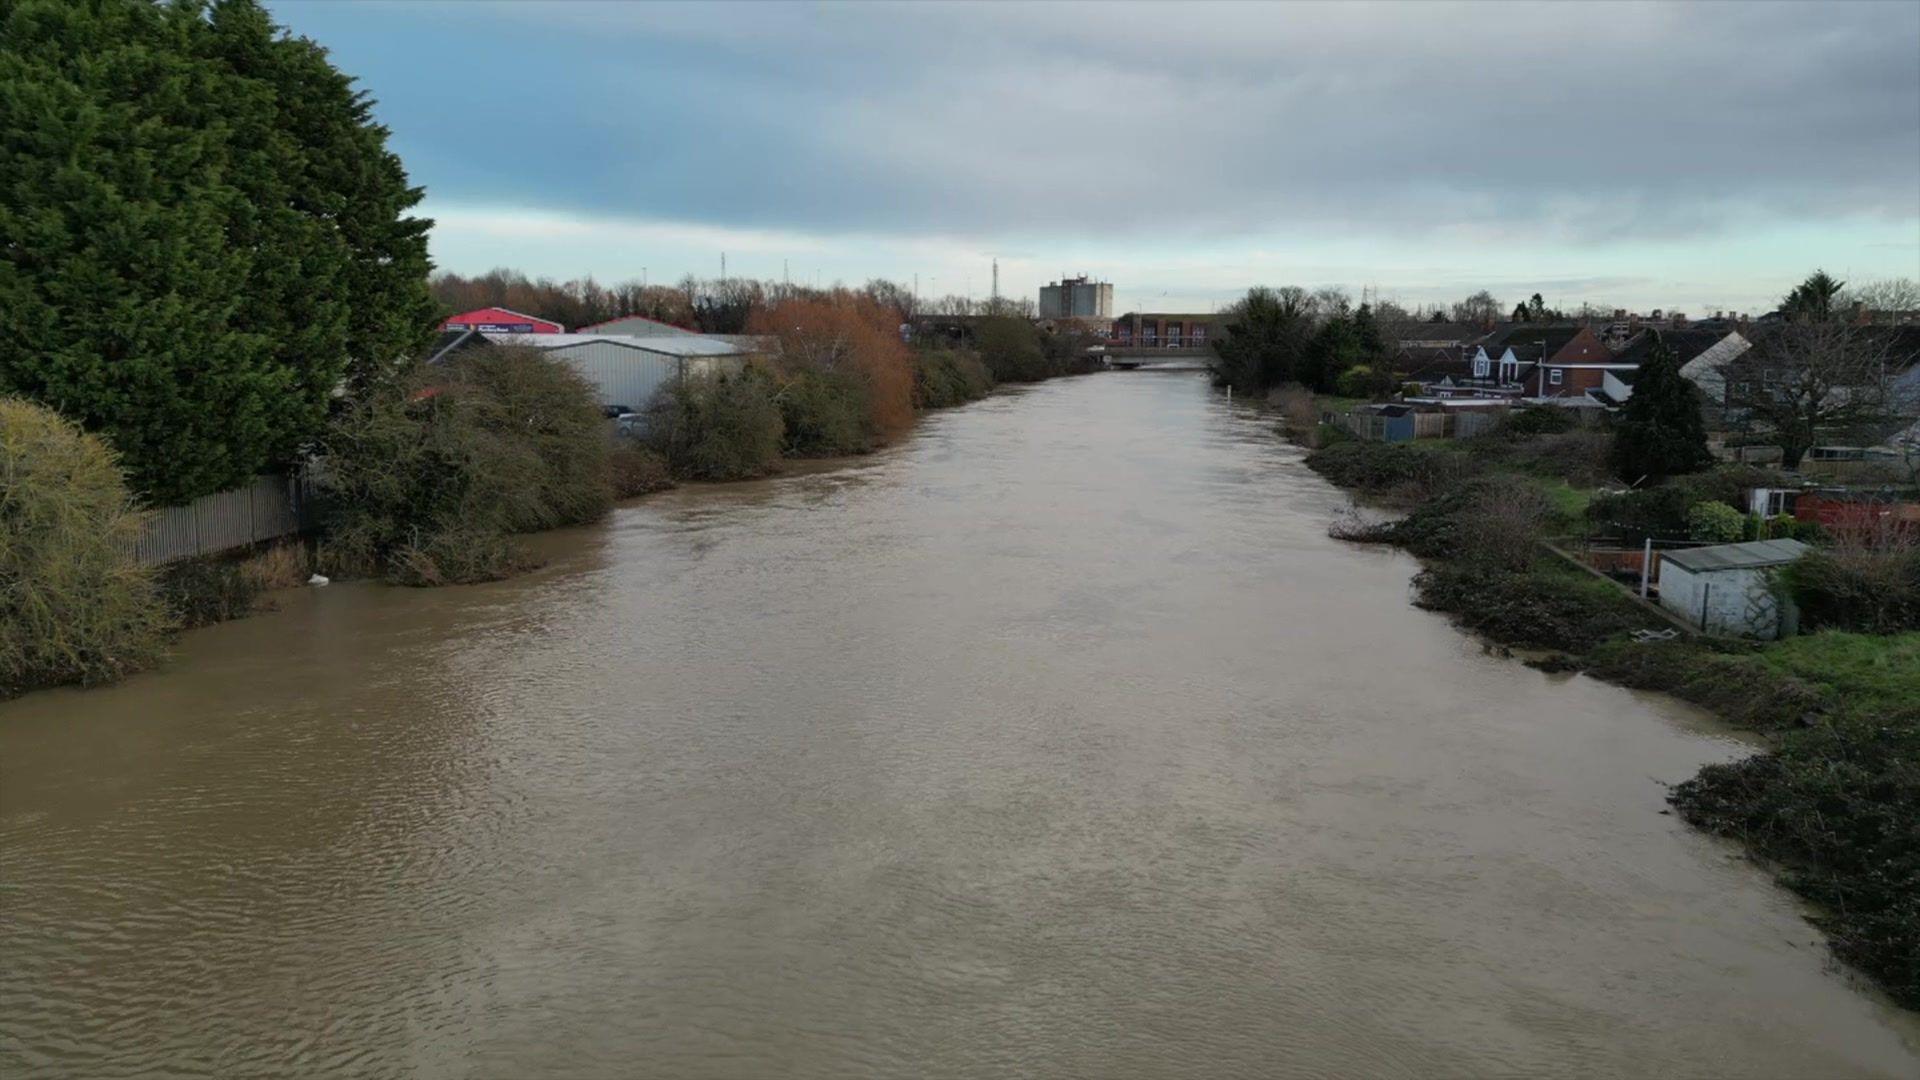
[429,268,1035,336]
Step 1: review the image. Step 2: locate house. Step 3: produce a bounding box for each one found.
[440,306,565,334]
[1403,325,1594,401]
[1657,539,1809,639]
[1610,327,1751,417]
[478,332,749,412]
[1525,325,1640,404]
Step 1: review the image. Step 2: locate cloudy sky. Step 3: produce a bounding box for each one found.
[270,0,1919,314]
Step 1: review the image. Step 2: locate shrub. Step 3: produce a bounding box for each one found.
[1782,545,1920,634]
[1,397,170,693]
[608,444,674,499]
[318,347,611,584]
[1499,405,1579,437]
[1305,441,1480,499]
[156,556,264,630]
[912,349,995,410]
[1413,561,1643,653]
[1474,430,1615,486]
[1273,383,1320,443]
[974,317,1054,383]
[1687,500,1747,542]
[778,368,873,456]
[751,298,915,442]
[1340,473,1554,570]
[1335,364,1394,400]
[1587,465,1789,543]
[1671,705,1920,1009]
[647,369,785,481]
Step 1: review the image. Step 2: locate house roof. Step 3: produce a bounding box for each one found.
[1612,328,1733,366]
[1662,538,1810,573]
[1385,322,1487,346]
[1479,324,1583,361]
[479,332,747,357]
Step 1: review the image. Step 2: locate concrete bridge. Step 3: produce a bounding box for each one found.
[1103,346,1212,372]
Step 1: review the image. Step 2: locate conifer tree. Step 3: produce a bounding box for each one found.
[0,0,433,504]
[1609,337,1714,483]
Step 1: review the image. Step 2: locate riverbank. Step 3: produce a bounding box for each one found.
[1296,424,1919,1010]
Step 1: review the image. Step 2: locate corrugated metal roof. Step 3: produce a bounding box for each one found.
[480,332,746,357]
[1662,538,1810,573]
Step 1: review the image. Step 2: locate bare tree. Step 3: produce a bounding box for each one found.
[1844,278,1920,320]
[1449,290,1502,326]
[1725,322,1909,468]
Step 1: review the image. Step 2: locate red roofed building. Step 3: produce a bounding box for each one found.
[440,306,565,334]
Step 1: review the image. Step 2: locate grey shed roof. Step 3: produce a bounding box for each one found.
[480,331,746,357]
[1662,538,1810,573]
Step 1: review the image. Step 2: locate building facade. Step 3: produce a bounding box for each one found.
[1038,276,1113,320]
[1109,312,1221,349]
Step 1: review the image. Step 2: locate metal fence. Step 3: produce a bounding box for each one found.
[128,471,318,565]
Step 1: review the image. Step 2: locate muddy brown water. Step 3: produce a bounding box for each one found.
[3,374,1916,1078]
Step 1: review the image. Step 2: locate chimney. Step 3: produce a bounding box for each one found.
[1852,300,1869,325]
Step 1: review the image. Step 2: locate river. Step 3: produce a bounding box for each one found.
[2,373,1915,1078]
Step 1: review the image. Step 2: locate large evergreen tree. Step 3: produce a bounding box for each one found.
[1609,337,1714,483]
[0,0,433,505]
[1209,287,1313,393]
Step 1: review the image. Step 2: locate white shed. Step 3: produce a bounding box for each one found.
[1657,539,1809,639]
[480,332,749,411]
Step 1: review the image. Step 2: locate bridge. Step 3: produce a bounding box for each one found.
[1102,346,1212,372]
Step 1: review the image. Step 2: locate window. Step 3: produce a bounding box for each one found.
[1473,354,1489,377]
[1549,369,1563,386]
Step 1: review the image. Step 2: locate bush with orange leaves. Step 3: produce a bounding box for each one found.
[751,298,916,455]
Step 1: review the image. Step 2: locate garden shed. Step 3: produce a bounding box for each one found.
[1657,538,1809,639]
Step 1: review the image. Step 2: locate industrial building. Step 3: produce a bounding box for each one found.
[1038,276,1113,320]
[440,306,565,334]
[478,332,749,412]
[576,314,698,337]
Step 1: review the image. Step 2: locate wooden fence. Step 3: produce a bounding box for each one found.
[1330,408,1506,442]
[128,472,319,565]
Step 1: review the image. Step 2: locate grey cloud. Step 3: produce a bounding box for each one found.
[335,1,1920,246]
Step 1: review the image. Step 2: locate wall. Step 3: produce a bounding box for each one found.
[544,342,750,411]
[1657,563,1791,639]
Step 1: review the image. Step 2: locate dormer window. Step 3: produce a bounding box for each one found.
[1473,352,1489,378]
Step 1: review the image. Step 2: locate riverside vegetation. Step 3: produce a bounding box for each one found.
[1296,408,1920,1009]
[1,302,1087,695]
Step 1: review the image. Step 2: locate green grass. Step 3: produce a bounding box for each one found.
[1751,632,1920,718]
[1539,479,1595,523]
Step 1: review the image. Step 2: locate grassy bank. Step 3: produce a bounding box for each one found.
[1304,431,1920,1009]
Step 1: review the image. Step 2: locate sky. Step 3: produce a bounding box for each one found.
[269,0,1920,316]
